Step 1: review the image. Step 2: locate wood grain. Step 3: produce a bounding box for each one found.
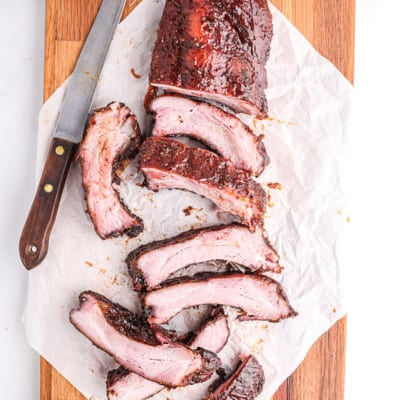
[41,0,354,398]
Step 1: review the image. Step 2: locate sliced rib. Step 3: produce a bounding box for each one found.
[77,102,143,239]
[128,224,282,291]
[189,307,230,353]
[107,308,230,400]
[107,368,162,400]
[205,355,265,400]
[70,291,220,388]
[150,95,269,175]
[139,137,266,231]
[144,273,297,324]
[149,0,273,116]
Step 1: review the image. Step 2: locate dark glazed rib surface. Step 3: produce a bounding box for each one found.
[150,0,273,116]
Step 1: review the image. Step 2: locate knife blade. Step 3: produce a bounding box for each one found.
[19,0,126,270]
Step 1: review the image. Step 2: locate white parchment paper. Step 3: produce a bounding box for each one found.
[24,2,352,399]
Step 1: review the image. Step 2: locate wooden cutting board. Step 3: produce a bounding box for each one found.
[40,0,354,398]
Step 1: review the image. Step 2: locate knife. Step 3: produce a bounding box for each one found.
[19,0,126,270]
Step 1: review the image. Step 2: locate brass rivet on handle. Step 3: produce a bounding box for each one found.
[43,183,54,193]
[28,244,38,255]
[55,145,65,156]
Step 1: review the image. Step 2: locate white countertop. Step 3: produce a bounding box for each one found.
[0,1,399,399]
[0,1,44,398]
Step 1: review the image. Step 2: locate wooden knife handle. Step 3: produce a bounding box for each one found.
[19,137,77,270]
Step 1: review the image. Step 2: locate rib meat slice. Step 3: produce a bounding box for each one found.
[77,102,143,239]
[149,0,273,116]
[189,307,230,353]
[70,291,220,387]
[107,368,162,400]
[205,355,265,400]
[128,224,282,291]
[150,95,269,176]
[107,308,230,400]
[144,273,297,324]
[139,137,266,231]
